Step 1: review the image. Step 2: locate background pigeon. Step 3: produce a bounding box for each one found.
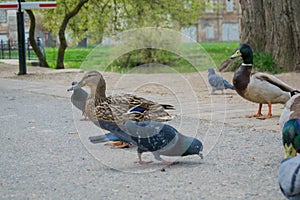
[208,68,234,94]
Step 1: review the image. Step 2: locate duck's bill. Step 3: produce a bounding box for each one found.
[230,49,241,59]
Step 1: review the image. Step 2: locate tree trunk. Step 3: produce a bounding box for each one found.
[56,0,89,69]
[26,10,49,68]
[239,0,300,71]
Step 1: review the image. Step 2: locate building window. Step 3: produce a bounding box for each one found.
[0,10,6,23]
[226,0,234,12]
[205,26,214,40]
[222,23,239,41]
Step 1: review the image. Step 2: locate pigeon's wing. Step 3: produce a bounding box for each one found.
[124,121,177,152]
[278,156,300,198]
[97,121,136,144]
[208,74,224,89]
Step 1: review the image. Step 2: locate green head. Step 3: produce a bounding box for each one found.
[230,44,253,64]
[282,118,300,158]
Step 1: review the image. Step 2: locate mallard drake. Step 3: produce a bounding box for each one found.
[282,118,300,158]
[280,94,300,158]
[207,68,235,94]
[230,44,300,119]
[278,156,300,199]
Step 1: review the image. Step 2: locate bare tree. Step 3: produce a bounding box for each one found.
[26,10,49,68]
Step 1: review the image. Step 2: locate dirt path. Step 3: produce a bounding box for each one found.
[1,62,299,132]
[1,61,299,199]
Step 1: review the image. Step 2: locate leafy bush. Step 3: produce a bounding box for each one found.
[230,51,281,74]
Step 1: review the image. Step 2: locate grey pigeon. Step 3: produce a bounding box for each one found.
[208,68,234,94]
[97,120,203,165]
[278,156,300,199]
[67,81,88,120]
[67,82,132,148]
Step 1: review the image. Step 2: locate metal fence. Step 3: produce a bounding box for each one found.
[0,39,41,60]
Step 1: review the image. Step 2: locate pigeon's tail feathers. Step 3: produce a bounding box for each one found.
[89,135,109,143]
[223,79,235,90]
[89,133,120,144]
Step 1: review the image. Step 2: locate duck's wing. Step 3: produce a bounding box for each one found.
[95,95,173,123]
[253,72,295,92]
[290,94,300,119]
[280,94,300,128]
[110,94,174,122]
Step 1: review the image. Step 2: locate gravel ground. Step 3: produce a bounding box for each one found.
[1,63,299,199]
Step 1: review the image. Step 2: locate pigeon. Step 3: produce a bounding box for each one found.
[278,156,300,199]
[67,81,88,120]
[207,68,234,94]
[67,81,132,148]
[97,120,203,165]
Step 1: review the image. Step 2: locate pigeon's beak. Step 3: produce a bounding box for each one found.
[67,85,74,92]
[230,49,241,59]
[199,152,203,159]
[67,82,81,91]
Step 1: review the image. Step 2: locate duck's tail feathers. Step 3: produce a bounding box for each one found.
[291,90,300,97]
[223,80,235,90]
[160,104,175,110]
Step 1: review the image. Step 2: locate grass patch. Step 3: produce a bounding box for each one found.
[2,41,279,74]
[230,51,280,74]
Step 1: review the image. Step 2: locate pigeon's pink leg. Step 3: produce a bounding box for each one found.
[137,153,153,164]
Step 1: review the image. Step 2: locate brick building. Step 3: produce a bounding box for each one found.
[182,0,241,42]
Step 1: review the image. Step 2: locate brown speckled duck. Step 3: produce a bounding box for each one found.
[72,71,174,125]
[230,44,299,119]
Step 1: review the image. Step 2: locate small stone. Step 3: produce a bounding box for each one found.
[161,168,166,172]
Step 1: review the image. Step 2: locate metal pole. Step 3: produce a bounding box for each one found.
[16,0,26,75]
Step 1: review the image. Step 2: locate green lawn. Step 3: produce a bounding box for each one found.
[44,41,239,73]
